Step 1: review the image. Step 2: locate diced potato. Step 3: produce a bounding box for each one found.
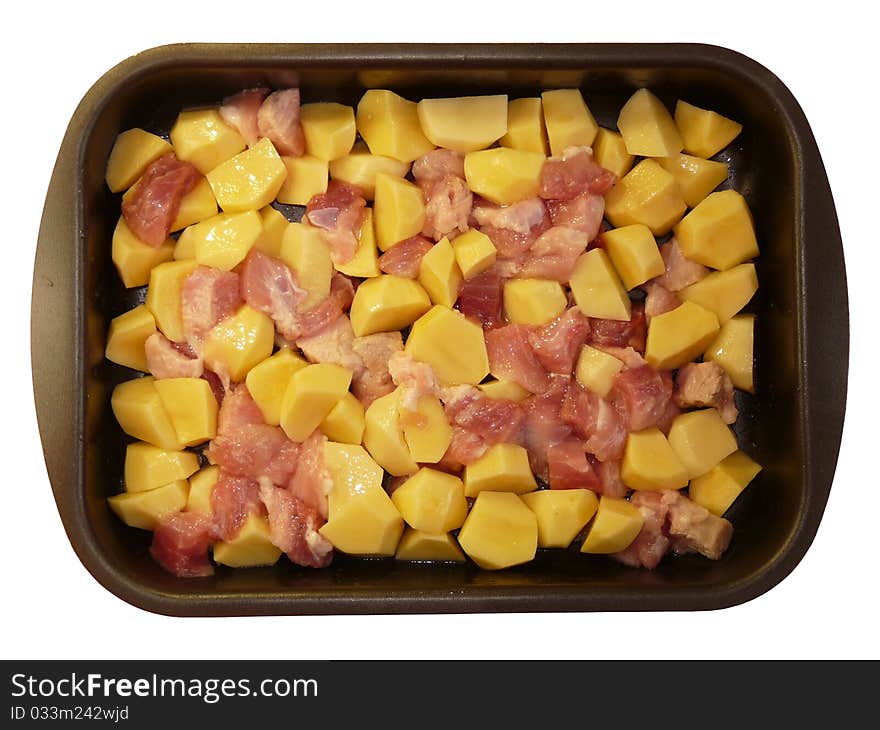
[335,208,380,278]
[206,137,287,212]
[171,178,219,231]
[405,305,490,386]
[395,529,466,562]
[521,489,598,548]
[300,103,356,161]
[452,228,497,279]
[244,349,307,426]
[667,409,738,479]
[105,128,171,192]
[124,442,199,493]
[674,190,759,271]
[185,465,220,515]
[478,379,531,402]
[202,304,275,382]
[190,210,262,271]
[213,515,282,568]
[463,443,536,497]
[541,89,598,156]
[328,142,411,200]
[320,392,366,445]
[603,223,665,290]
[356,89,435,163]
[280,222,333,308]
[154,377,218,447]
[276,155,328,206]
[417,95,508,153]
[576,345,624,398]
[373,173,426,250]
[280,363,352,442]
[645,301,719,370]
[503,278,567,325]
[605,159,687,236]
[499,97,549,155]
[704,314,754,392]
[324,442,385,512]
[458,491,538,570]
[111,376,182,450]
[105,305,156,372]
[173,226,197,261]
[689,450,762,516]
[569,249,631,321]
[112,216,174,288]
[391,467,468,533]
[107,479,189,530]
[580,497,644,554]
[170,108,246,174]
[679,263,757,324]
[617,88,684,157]
[675,100,743,159]
[144,260,198,344]
[463,147,545,206]
[350,275,431,337]
[401,395,453,464]
[253,206,289,258]
[622,428,689,491]
[658,154,728,208]
[592,128,634,180]
[362,390,418,476]
[418,236,462,307]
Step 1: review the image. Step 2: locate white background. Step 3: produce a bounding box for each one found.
[2,0,876,660]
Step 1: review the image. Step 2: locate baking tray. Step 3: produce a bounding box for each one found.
[32,43,848,616]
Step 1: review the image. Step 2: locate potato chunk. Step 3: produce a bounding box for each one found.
[391,468,468,534]
[213,515,282,568]
[569,249,632,321]
[452,228,497,279]
[124,442,199,493]
[276,155,329,205]
[401,396,453,464]
[658,154,728,208]
[576,345,624,398]
[253,206,289,258]
[171,178,219,232]
[500,97,549,155]
[105,305,157,372]
[185,465,220,515]
[674,190,758,271]
[356,90,435,163]
[373,173,426,250]
[206,137,287,212]
[592,128,634,180]
[463,443,536,497]
[477,379,531,402]
[622,428,689,492]
[417,95,508,153]
[281,223,333,308]
[245,348,308,426]
[395,529,466,562]
[335,209,381,278]
[328,142,411,199]
[280,363,352,442]
[105,128,172,192]
[154,377,218,447]
[107,479,190,530]
[503,279,567,326]
[463,147,545,206]
[300,102,356,161]
[580,496,644,554]
[617,88,684,157]
[111,376,182,451]
[324,442,385,510]
[363,390,419,476]
[320,392,366,445]
[689,450,762,516]
[145,260,199,342]
[418,236,463,307]
[679,263,757,324]
[521,489,598,549]
[605,159,687,236]
[674,100,742,159]
[203,305,275,382]
[667,409,738,479]
[645,301,719,370]
[112,216,174,288]
[603,223,665,290]
[458,491,538,570]
[190,210,262,271]
[541,89,598,156]
[704,314,754,392]
[405,306,490,386]
[350,275,431,337]
[170,108,246,174]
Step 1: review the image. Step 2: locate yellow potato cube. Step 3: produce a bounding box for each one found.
[356,89,435,163]
[592,128,634,180]
[185,465,220,515]
[206,137,287,212]
[300,102,357,161]
[320,392,366,445]
[704,314,754,392]
[324,442,385,514]
[391,468,468,534]
[105,128,171,192]
[173,225,197,261]
[464,443,536,497]
[622,428,689,491]
[105,305,156,372]
[401,395,453,464]
[617,88,684,157]
[154,377,218,447]
[328,142,411,200]
[202,305,275,382]
[213,515,282,568]
[107,479,189,530]
[602,224,665,290]
[276,155,328,206]
[373,173,426,250]
[111,376,182,450]
[190,210,262,271]
[458,491,538,570]
[658,154,728,208]
[679,263,757,324]
[580,497,644,554]
[395,529,466,562]
[170,108,246,174]
[124,442,199,493]
[280,222,333,308]
[463,147,545,206]
[112,216,174,288]
[280,363,352,443]
[418,236,462,307]
[363,390,419,476]
[335,208,381,278]
[171,178,219,231]
[521,489,598,548]
[569,249,632,321]
[350,275,431,337]
[254,206,289,258]
[405,306,490,386]
[605,159,687,236]
[417,95,508,153]
[645,301,720,370]
[689,450,762,516]
[478,379,531,402]
[674,190,759,271]
[541,89,598,156]
[244,349,307,426]
[503,278,567,325]
[667,409,738,479]
[452,228,497,279]
[675,100,743,159]
[576,345,624,398]
[500,97,549,155]
[144,259,199,342]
